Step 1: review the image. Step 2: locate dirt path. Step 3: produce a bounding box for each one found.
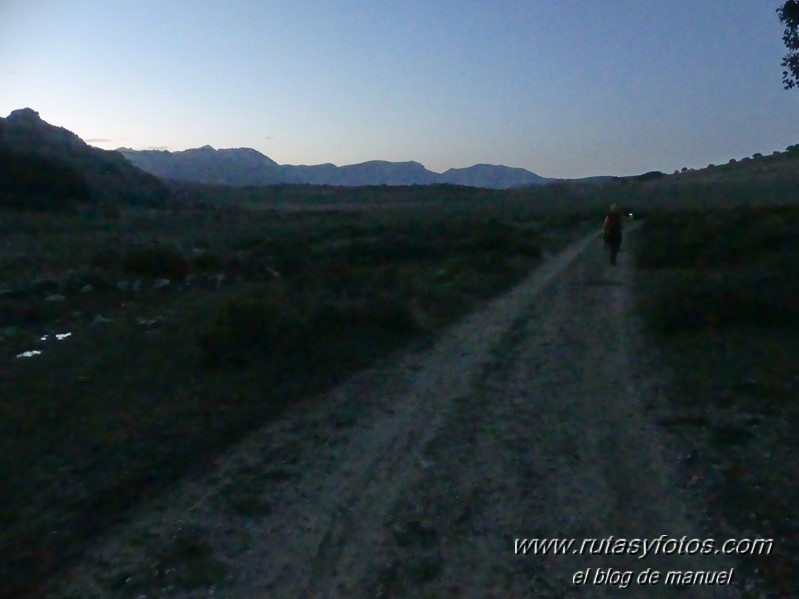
[51,227,741,598]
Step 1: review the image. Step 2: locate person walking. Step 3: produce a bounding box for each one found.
[603,204,623,265]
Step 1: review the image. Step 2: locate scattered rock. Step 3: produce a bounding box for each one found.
[137,316,163,328]
[45,294,66,302]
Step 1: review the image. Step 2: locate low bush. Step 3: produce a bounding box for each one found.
[637,206,799,335]
[199,289,309,367]
[190,251,224,272]
[643,269,799,335]
[200,283,419,370]
[0,151,92,210]
[636,206,799,271]
[343,236,445,265]
[121,245,189,280]
[470,219,515,255]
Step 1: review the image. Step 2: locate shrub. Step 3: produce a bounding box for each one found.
[507,229,542,258]
[471,220,515,255]
[121,245,189,280]
[642,258,799,335]
[199,290,310,367]
[634,171,665,181]
[0,151,92,210]
[90,247,121,269]
[312,291,416,337]
[200,281,420,370]
[343,236,444,265]
[638,206,799,336]
[0,299,48,326]
[636,207,799,270]
[190,251,223,272]
[221,293,291,337]
[249,238,313,277]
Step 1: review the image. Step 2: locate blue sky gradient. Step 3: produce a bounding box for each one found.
[1,0,796,177]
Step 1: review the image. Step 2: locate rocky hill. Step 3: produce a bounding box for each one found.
[0,108,168,209]
[118,145,287,186]
[439,163,549,188]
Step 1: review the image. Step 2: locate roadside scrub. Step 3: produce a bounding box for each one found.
[634,205,799,595]
[198,215,543,370]
[0,201,556,598]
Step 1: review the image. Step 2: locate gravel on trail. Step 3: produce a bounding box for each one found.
[51,226,741,599]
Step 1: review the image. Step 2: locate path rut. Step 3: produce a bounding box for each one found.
[50,227,740,598]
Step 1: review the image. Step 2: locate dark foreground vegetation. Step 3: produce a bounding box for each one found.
[635,204,799,596]
[0,151,92,211]
[1,144,798,597]
[0,188,596,598]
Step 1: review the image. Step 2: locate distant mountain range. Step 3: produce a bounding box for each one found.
[0,108,612,209]
[0,108,168,207]
[117,146,555,189]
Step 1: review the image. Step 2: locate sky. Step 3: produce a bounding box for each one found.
[1,1,797,178]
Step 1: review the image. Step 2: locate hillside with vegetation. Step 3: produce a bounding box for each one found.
[0,108,169,210]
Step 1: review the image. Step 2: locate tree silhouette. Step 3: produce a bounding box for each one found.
[778,1,799,88]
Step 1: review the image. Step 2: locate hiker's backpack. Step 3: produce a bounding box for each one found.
[604,212,622,234]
